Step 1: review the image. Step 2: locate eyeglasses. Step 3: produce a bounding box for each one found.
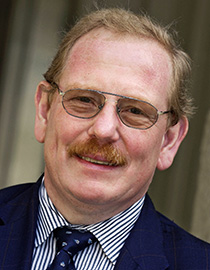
[51,82,172,130]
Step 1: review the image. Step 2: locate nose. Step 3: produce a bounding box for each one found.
[87,103,120,142]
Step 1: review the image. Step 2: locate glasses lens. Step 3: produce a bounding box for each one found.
[62,89,105,118]
[118,98,158,129]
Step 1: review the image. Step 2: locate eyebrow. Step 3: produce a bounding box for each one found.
[62,83,152,104]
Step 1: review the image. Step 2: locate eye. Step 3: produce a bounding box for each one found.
[74,96,92,103]
[129,107,144,115]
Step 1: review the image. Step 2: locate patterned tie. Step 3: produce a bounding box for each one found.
[47,227,96,270]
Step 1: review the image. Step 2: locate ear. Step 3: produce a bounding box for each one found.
[157,116,189,171]
[34,81,52,143]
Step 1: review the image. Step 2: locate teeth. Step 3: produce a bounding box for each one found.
[80,156,114,166]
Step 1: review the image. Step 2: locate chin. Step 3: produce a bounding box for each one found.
[72,188,116,205]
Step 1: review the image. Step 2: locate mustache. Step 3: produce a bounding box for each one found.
[67,138,127,166]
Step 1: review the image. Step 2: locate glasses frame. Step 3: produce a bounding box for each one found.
[51,82,172,130]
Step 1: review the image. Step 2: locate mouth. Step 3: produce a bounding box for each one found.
[77,155,118,166]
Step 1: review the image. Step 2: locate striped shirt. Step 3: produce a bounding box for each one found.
[31,180,145,270]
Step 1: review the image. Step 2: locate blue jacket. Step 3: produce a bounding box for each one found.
[0,176,210,270]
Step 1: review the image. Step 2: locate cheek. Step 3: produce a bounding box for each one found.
[45,113,97,167]
[125,130,164,167]
[46,104,81,145]
[43,107,72,164]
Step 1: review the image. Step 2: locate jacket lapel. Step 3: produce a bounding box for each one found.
[0,177,42,270]
[114,195,169,270]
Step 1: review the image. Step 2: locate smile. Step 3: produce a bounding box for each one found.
[78,155,117,166]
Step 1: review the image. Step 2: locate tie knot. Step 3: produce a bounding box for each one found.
[55,227,96,257]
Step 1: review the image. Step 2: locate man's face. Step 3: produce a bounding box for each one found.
[35,29,187,222]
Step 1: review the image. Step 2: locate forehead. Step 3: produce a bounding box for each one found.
[60,29,172,106]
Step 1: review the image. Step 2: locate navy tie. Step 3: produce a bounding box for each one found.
[47,227,96,270]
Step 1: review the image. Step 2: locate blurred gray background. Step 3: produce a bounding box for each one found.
[0,0,210,241]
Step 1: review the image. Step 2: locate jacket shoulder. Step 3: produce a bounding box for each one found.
[0,174,43,206]
[158,211,209,245]
[157,211,210,268]
[0,182,35,204]
[0,177,42,226]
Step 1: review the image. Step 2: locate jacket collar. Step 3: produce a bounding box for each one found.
[114,194,169,270]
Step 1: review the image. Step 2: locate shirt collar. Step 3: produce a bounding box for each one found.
[34,179,68,247]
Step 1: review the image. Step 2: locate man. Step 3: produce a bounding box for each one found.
[0,8,209,270]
